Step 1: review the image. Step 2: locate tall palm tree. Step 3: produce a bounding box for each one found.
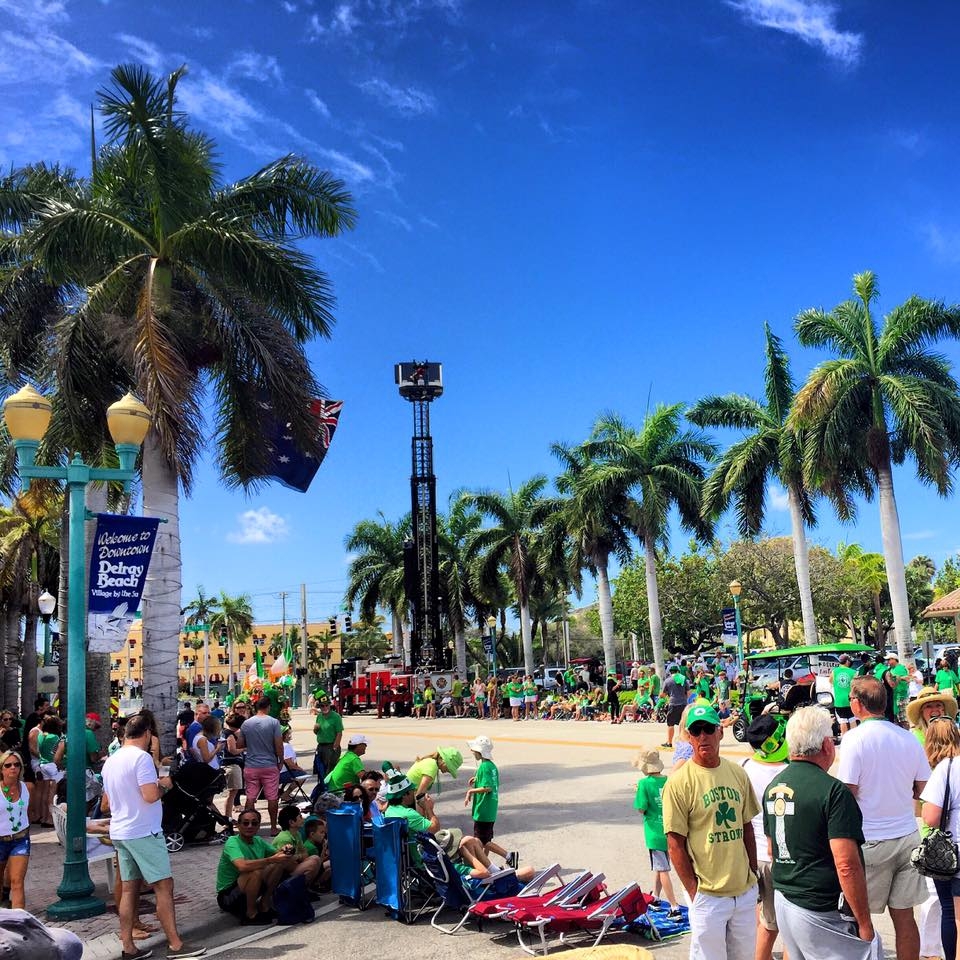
[553,439,631,675]
[438,492,483,676]
[792,270,960,661]
[344,513,410,661]
[208,590,253,697]
[837,542,886,646]
[182,584,217,696]
[462,476,562,675]
[11,65,355,748]
[581,406,715,679]
[689,324,826,645]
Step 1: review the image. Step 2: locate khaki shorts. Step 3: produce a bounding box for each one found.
[862,831,926,912]
[757,862,777,931]
[222,763,242,790]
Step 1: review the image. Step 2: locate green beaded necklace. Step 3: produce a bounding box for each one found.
[1,781,24,834]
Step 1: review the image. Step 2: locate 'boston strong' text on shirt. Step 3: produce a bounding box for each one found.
[701,785,742,808]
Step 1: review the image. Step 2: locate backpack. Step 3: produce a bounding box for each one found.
[273,873,314,925]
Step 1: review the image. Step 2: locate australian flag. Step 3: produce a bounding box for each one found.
[266,398,343,493]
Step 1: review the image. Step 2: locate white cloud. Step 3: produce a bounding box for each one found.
[227,51,283,85]
[767,483,790,511]
[115,33,164,71]
[0,29,103,82]
[305,89,331,118]
[0,0,67,24]
[904,530,937,541]
[358,77,436,115]
[227,507,290,545]
[376,210,412,231]
[924,223,960,265]
[176,71,263,137]
[727,0,863,65]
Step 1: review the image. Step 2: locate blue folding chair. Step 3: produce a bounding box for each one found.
[327,802,374,909]
[372,817,436,923]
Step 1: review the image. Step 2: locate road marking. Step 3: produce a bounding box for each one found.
[365,726,753,756]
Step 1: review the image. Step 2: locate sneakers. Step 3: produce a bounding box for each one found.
[166,944,206,959]
[659,743,672,749]
[121,950,152,960]
[506,851,519,869]
[667,907,684,919]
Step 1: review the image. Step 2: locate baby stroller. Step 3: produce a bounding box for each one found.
[161,760,232,851]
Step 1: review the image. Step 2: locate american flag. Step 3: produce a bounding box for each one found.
[265,398,344,493]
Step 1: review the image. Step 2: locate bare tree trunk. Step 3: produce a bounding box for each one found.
[876,461,913,662]
[21,609,38,718]
[787,483,819,645]
[454,626,467,677]
[391,610,402,658]
[141,432,183,756]
[644,541,666,680]
[596,558,617,676]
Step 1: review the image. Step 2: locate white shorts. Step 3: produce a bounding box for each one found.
[524,696,537,704]
[509,697,523,707]
[40,761,64,783]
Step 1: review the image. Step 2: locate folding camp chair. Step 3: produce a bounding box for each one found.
[414,831,521,934]
[514,882,654,955]
[470,869,603,925]
[326,802,375,909]
[279,770,314,807]
[372,816,437,924]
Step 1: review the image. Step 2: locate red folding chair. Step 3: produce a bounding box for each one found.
[469,868,602,924]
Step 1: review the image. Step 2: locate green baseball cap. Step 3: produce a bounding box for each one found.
[685,704,721,729]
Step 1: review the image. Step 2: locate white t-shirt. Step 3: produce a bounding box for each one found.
[191,734,220,769]
[102,744,162,840]
[283,742,297,764]
[741,758,787,862]
[920,757,960,838]
[837,718,931,841]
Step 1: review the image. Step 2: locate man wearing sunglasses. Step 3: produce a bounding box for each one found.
[663,703,760,960]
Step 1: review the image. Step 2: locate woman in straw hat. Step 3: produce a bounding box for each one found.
[906,687,959,746]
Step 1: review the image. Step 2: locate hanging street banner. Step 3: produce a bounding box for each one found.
[721,607,738,649]
[87,513,161,653]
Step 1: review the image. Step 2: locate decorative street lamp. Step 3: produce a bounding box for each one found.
[729,579,745,668]
[38,588,56,664]
[486,615,498,677]
[4,385,150,920]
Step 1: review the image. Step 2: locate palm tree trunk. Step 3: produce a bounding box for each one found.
[644,541,666,680]
[876,461,912,661]
[141,431,182,755]
[391,610,402,658]
[454,626,467,677]
[877,459,913,663]
[596,558,617,676]
[787,483,818,646]
[519,600,535,675]
[21,608,38,718]
[5,595,22,709]
[227,627,235,698]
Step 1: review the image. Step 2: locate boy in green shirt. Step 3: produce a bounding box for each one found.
[830,654,858,735]
[271,805,321,886]
[465,735,517,868]
[632,749,680,916]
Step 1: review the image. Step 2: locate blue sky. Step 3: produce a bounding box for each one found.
[3,0,960,624]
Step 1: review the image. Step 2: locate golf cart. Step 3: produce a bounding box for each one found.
[734,642,875,742]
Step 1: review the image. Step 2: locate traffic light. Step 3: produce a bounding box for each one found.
[328,617,338,636]
[344,615,352,632]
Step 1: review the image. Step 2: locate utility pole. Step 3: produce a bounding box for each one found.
[300,583,309,706]
[279,590,289,649]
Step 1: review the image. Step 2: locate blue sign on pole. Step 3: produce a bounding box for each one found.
[87,513,161,653]
[482,634,493,658]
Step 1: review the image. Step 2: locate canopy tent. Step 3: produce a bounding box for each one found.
[921,587,960,644]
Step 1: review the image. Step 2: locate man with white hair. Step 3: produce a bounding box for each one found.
[763,705,875,959]
[839,676,929,960]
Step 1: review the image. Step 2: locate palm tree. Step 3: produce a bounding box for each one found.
[208,590,252,696]
[689,324,825,645]
[580,406,715,679]
[553,439,631,675]
[11,65,355,748]
[438,493,483,676]
[462,476,562,676]
[792,270,960,662]
[344,513,410,661]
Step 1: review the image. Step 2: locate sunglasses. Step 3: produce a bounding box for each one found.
[238,819,260,826]
[688,722,718,736]
[2,761,22,768]
[929,716,955,724]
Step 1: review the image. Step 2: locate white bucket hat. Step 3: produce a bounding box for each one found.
[467,735,494,759]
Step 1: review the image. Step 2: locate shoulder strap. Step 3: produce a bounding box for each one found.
[942,758,953,832]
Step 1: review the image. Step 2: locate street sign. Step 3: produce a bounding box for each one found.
[38,666,59,694]
[482,634,493,657]
[184,623,211,632]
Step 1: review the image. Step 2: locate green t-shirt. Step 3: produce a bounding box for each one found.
[506,682,523,698]
[891,664,910,706]
[85,728,100,766]
[523,681,537,697]
[423,687,435,702]
[407,757,441,794]
[831,665,857,708]
[272,829,305,856]
[471,758,499,823]
[217,833,274,892]
[304,838,320,857]
[451,680,464,697]
[37,731,59,763]
[413,690,424,706]
[763,759,864,912]
[384,804,433,865]
[325,750,364,790]
[649,674,661,698]
[313,710,343,745]
[937,668,959,693]
[634,774,668,852]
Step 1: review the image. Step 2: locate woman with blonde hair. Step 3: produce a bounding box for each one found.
[920,716,960,959]
[0,749,31,908]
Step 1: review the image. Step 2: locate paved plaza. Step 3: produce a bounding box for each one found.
[29,708,904,959]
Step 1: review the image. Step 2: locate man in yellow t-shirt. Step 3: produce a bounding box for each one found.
[663,704,760,960]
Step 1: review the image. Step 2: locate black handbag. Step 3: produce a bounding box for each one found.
[913,758,960,881]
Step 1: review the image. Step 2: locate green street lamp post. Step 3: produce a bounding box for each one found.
[486,615,498,677]
[730,579,745,668]
[38,588,56,664]
[4,385,151,920]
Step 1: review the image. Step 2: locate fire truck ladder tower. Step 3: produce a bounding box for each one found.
[396,361,443,671]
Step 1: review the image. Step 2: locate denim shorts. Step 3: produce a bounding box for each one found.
[0,833,30,860]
